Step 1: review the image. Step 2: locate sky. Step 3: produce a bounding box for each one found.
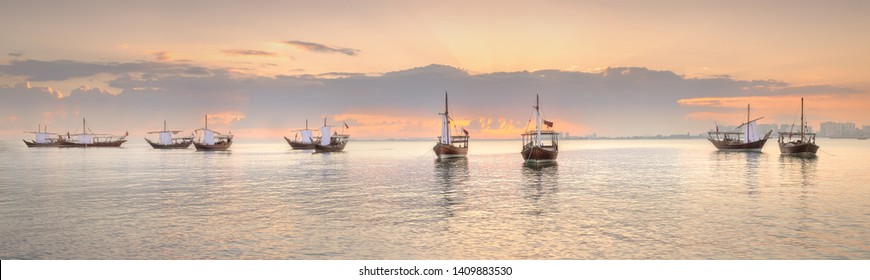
[2,0,869,140]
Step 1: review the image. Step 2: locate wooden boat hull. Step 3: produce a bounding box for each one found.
[23,140,62,147]
[284,136,316,150]
[146,138,192,149]
[433,143,468,158]
[194,141,232,151]
[314,142,347,153]
[522,145,558,162]
[708,138,769,151]
[58,139,127,147]
[779,142,819,155]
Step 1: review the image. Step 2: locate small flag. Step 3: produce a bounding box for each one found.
[344,122,350,129]
[462,128,469,136]
[543,120,554,128]
[125,130,129,137]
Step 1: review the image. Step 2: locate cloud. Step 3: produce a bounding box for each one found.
[222,49,279,57]
[1,60,866,139]
[317,72,366,79]
[207,112,246,125]
[153,51,171,61]
[70,85,115,96]
[16,81,64,98]
[284,40,359,56]
[0,59,219,81]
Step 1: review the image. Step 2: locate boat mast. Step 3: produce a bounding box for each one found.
[164,120,167,132]
[205,115,208,130]
[535,94,541,146]
[801,97,805,142]
[83,118,86,134]
[305,118,309,130]
[445,91,450,142]
[438,91,451,145]
[445,91,449,116]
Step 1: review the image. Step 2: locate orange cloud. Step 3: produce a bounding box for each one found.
[332,113,437,139]
[207,112,245,125]
[328,113,589,139]
[679,94,870,127]
[19,81,63,98]
[152,51,172,62]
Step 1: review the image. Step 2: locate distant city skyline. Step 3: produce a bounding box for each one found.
[2,1,869,140]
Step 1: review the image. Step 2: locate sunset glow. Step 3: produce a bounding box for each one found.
[2,1,869,139]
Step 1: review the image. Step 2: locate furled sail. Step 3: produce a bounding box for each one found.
[300,130,313,144]
[203,130,215,145]
[78,134,94,144]
[744,121,759,143]
[440,114,450,144]
[320,126,331,145]
[159,131,173,144]
[35,132,48,144]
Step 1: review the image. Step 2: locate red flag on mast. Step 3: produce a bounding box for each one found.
[344,122,349,129]
[543,120,553,128]
[462,128,469,136]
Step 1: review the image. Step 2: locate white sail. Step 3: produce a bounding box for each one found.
[320,126,331,145]
[78,134,94,144]
[203,129,215,145]
[744,121,759,143]
[35,132,48,144]
[440,114,450,144]
[300,130,313,144]
[159,131,172,145]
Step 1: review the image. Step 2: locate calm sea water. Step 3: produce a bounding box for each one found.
[0,139,867,259]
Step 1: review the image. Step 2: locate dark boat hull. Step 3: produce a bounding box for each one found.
[58,139,127,147]
[521,145,558,162]
[779,142,819,156]
[284,137,316,150]
[194,141,232,151]
[708,138,768,151]
[314,142,347,153]
[23,140,62,147]
[433,143,468,158]
[146,138,192,149]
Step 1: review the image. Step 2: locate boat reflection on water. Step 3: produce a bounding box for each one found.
[433,157,469,219]
[521,161,559,217]
[779,154,818,186]
[709,150,767,195]
[523,160,558,170]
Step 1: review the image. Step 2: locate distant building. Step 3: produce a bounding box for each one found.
[757,124,778,135]
[821,121,857,137]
